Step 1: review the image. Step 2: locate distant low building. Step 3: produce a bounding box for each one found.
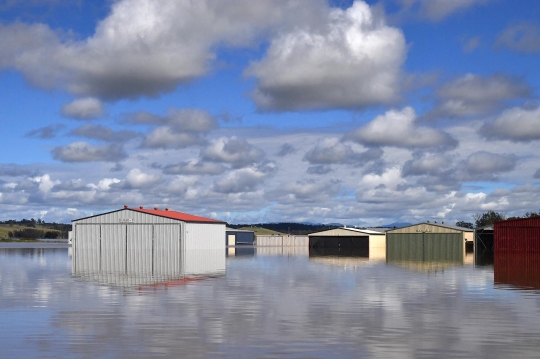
[308,227,386,259]
[226,228,255,246]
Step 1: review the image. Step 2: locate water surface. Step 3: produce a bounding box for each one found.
[1,246,540,358]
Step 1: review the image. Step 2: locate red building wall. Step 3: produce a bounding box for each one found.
[494,217,540,252]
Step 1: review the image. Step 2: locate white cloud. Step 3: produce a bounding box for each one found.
[0,0,327,100]
[303,138,383,165]
[346,107,457,149]
[480,106,540,142]
[52,141,127,162]
[428,73,531,119]
[464,151,518,176]
[61,98,105,120]
[142,127,205,149]
[203,137,265,168]
[246,1,406,111]
[123,169,160,189]
[213,167,269,193]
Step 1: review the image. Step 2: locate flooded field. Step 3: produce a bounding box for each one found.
[1,245,540,358]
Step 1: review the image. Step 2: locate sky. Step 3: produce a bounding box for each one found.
[0,0,539,225]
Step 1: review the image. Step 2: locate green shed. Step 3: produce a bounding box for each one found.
[386,223,472,263]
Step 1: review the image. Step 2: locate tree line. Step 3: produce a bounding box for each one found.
[8,228,62,239]
[456,210,540,229]
[1,218,71,239]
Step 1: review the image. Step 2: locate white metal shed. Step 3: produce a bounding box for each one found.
[71,206,226,281]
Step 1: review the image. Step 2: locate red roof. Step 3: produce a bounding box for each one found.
[130,208,224,223]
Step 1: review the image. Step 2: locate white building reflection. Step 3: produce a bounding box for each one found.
[72,238,226,288]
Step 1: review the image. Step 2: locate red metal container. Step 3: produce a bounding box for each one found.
[494,217,540,252]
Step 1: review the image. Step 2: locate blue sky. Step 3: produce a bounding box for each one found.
[0,0,539,225]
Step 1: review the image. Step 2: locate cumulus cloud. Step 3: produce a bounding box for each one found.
[51,141,127,162]
[346,107,457,149]
[61,98,105,120]
[534,169,540,179]
[496,23,540,54]
[122,168,160,189]
[162,159,225,176]
[69,124,138,143]
[25,124,65,139]
[461,151,518,181]
[271,179,341,203]
[401,153,460,192]
[480,106,540,142]
[402,153,452,177]
[393,0,491,21]
[246,1,406,111]
[139,109,218,149]
[213,163,276,193]
[428,73,531,119]
[0,0,327,100]
[303,138,383,166]
[203,137,265,168]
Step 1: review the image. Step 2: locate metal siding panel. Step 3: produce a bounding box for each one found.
[184,223,225,250]
[101,224,127,273]
[154,224,182,277]
[73,224,101,273]
[127,225,153,275]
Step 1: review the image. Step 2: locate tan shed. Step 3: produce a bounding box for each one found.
[308,227,386,259]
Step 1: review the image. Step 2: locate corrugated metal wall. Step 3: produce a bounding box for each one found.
[387,224,462,234]
[184,223,225,250]
[256,235,309,246]
[495,252,540,289]
[387,233,463,262]
[154,224,182,276]
[495,217,540,252]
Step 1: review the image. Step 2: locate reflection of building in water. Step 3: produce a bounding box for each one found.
[73,246,225,287]
[495,252,540,290]
[256,246,309,257]
[71,206,226,287]
[309,248,371,268]
[226,246,255,258]
[308,227,386,260]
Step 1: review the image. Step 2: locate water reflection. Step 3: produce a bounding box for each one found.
[73,239,225,288]
[495,252,540,290]
[3,247,540,358]
[226,245,255,258]
[386,239,465,272]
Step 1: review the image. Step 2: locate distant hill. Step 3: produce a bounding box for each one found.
[229,222,341,235]
[382,222,412,228]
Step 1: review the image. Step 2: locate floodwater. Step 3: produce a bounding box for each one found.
[1,245,540,358]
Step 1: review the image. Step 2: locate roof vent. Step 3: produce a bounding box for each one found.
[165,208,169,211]
[154,207,158,210]
[139,206,143,209]
[124,205,128,209]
